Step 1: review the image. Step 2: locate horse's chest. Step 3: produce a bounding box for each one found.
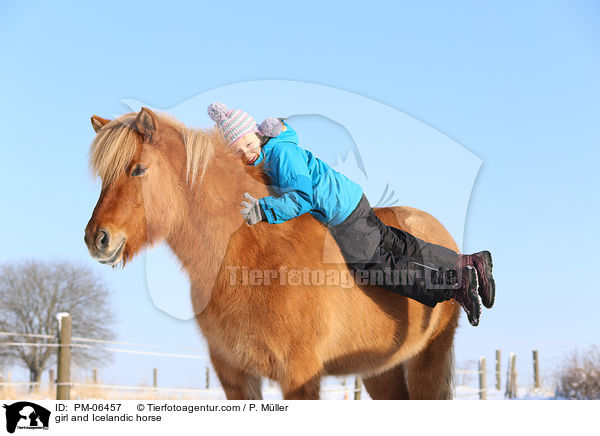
[197,311,281,378]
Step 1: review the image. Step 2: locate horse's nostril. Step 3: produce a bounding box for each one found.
[96,230,110,250]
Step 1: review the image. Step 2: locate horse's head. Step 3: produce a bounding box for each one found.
[84,108,188,266]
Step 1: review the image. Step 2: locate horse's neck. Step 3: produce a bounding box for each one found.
[166,151,269,302]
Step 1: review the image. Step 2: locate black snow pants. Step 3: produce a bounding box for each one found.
[327,194,460,307]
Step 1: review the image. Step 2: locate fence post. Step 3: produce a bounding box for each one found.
[478,356,487,400]
[93,368,98,385]
[495,350,501,390]
[533,350,540,388]
[153,368,158,389]
[49,369,55,397]
[205,367,210,389]
[506,353,517,399]
[354,376,362,400]
[56,312,71,400]
[505,353,511,398]
[511,354,517,398]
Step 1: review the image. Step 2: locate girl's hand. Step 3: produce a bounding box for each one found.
[240,192,265,225]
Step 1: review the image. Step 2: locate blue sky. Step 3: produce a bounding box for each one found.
[1,1,598,391]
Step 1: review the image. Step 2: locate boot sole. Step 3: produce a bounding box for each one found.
[480,251,495,309]
[466,267,481,326]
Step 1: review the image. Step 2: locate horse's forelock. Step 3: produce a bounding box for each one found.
[88,111,230,188]
[88,114,139,187]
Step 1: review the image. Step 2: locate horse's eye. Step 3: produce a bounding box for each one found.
[131,165,147,177]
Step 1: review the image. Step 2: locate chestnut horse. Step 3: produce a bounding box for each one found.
[85,108,461,399]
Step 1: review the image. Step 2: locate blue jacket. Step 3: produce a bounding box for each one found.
[250,122,363,226]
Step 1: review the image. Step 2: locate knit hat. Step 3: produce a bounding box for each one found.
[207,102,284,146]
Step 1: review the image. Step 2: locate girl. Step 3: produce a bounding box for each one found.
[208,102,495,326]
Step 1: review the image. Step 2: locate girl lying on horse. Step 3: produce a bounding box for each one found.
[208,102,495,326]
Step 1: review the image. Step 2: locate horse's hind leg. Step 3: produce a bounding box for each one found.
[404,322,456,400]
[363,364,410,399]
[209,349,263,400]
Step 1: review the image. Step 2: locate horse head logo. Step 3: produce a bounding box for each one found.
[3,402,50,433]
[112,80,481,319]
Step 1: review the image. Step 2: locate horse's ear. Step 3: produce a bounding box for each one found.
[91,115,110,133]
[136,107,159,142]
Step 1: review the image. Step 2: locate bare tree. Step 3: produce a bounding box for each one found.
[0,260,115,385]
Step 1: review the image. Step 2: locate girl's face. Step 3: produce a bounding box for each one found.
[231,132,261,165]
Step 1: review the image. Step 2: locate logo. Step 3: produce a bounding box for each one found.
[119,80,481,318]
[2,402,50,434]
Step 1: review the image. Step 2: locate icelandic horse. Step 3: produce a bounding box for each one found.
[84,108,461,399]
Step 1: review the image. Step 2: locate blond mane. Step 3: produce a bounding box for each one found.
[88,112,226,187]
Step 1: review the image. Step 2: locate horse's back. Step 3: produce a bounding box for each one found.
[374,206,459,253]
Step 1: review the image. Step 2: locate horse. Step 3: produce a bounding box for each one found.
[84,107,461,399]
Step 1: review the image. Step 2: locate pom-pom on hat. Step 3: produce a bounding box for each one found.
[207,102,284,146]
[258,118,284,138]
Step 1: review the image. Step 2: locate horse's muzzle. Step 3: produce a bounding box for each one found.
[84,227,126,265]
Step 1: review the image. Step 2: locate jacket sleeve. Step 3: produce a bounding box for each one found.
[258,144,313,224]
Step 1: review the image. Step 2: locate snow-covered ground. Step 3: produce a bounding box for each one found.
[454,385,557,400]
[0,371,561,400]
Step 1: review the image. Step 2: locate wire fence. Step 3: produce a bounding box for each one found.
[0,324,364,400]
[0,324,539,400]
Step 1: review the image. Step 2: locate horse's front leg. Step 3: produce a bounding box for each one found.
[279,355,322,399]
[209,348,263,400]
[280,376,321,399]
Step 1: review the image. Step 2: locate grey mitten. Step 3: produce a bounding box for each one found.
[240,192,265,225]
